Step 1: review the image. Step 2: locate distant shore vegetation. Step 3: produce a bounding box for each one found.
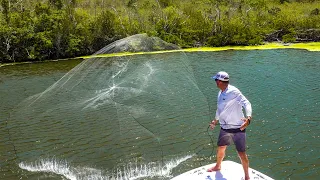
[1,0,320,63]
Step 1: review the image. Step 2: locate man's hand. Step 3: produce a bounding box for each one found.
[240,116,251,131]
[209,120,218,130]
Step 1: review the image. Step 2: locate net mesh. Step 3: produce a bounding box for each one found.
[8,34,211,178]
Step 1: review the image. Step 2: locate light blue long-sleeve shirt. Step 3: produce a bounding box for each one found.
[215,84,252,129]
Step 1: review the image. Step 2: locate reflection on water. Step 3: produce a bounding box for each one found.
[1,49,319,180]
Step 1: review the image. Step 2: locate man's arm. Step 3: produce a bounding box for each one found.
[236,90,252,130]
[240,116,252,131]
[235,90,252,117]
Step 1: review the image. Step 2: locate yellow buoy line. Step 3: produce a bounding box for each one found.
[81,42,320,59]
[1,42,320,67]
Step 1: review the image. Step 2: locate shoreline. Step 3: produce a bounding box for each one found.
[0,57,84,68]
[186,42,320,52]
[1,42,320,67]
[80,42,320,58]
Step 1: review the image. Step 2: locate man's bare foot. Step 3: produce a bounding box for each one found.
[207,165,221,172]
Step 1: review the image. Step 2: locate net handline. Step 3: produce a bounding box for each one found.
[193,91,217,166]
[5,112,21,164]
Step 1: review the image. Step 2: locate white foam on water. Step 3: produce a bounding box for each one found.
[19,158,77,180]
[19,155,194,180]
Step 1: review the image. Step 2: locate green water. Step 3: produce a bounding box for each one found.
[0,49,319,179]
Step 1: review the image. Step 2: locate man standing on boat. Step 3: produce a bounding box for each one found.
[208,71,252,180]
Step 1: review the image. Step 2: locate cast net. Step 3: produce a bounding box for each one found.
[8,34,212,179]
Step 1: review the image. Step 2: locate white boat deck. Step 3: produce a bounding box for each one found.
[171,161,274,180]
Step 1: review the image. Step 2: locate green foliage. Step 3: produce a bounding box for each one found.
[33,31,53,60]
[268,7,281,15]
[154,6,187,46]
[207,34,227,47]
[0,24,11,62]
[1,0,9,23]
[182,6,212,47]
[310,8,320,15]
[89,10,118,51]
[280,0,290,4]
[66,34,82,56]
[159,0,174,8]
[161,33,184,46]
[0,0,320,63]
[49,0,63,9]
[281,27,296,43]
[282,33,296,43]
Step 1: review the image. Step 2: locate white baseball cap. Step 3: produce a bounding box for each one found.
[212,71,229,81]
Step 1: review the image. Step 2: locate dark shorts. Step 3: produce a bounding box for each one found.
[217,128,246,152]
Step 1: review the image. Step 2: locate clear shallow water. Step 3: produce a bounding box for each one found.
[0,49,319,179]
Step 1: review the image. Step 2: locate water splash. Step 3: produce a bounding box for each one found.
[19,155,194,180]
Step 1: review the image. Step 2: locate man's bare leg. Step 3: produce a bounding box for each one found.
[238,151,250,180]
[207,146,227,172]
